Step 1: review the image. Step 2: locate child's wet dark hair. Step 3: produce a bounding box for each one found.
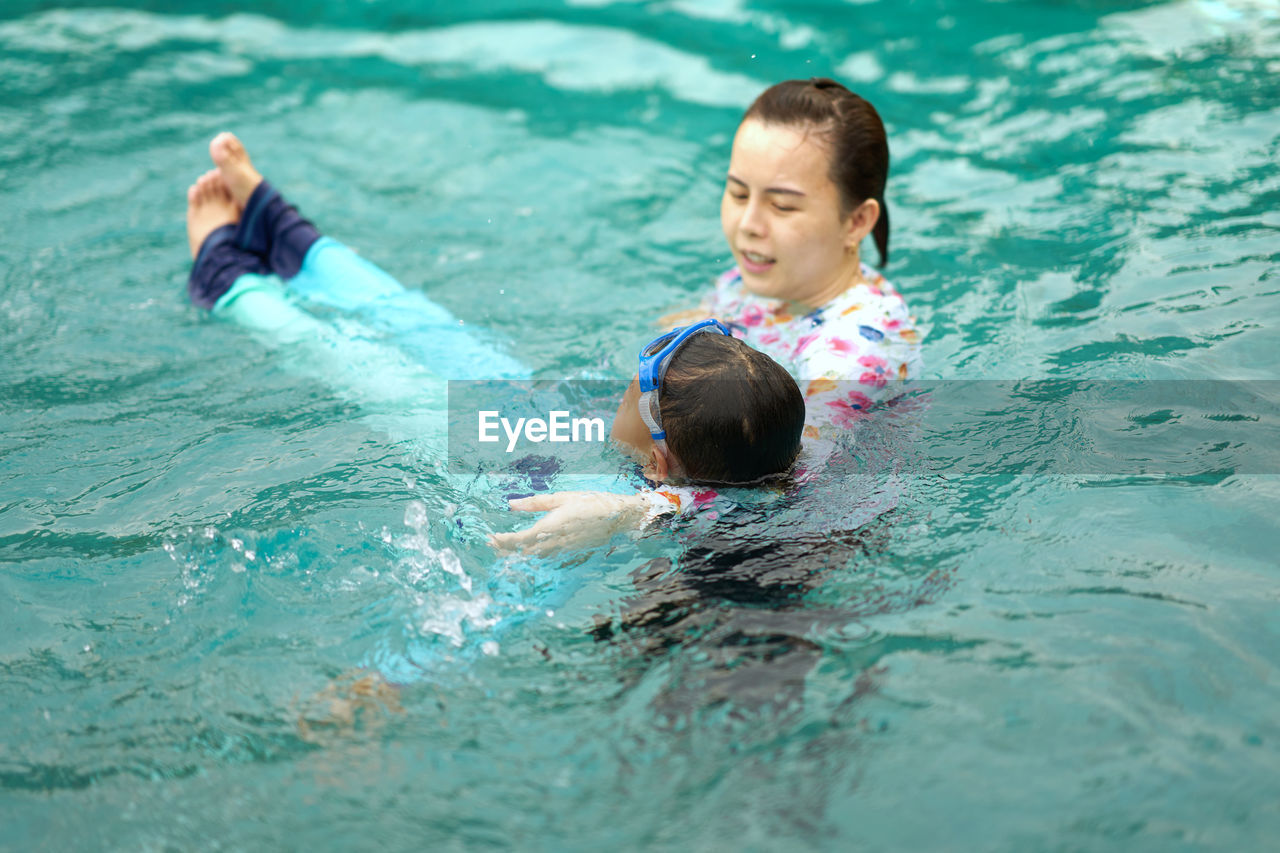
[659,334,804,484]
[744,77,892,266]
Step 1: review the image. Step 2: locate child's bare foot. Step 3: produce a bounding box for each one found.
[186,170,238,259]
[209,131,263,208]
[295,670,405,743]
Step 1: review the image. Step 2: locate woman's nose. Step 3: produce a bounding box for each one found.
[740,199,767,238]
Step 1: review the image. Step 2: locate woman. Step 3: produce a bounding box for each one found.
[501,78,922,552]
[670,77,922,432]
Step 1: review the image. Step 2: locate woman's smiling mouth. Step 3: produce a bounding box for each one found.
[739,249,775,274]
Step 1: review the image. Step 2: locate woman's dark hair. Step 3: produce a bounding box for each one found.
[743,77,891,266]
[659,334,804,484]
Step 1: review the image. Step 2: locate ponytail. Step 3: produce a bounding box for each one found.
[873,196,889,266]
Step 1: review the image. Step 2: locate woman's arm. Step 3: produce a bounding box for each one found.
[656,307,712,328]
[655,266,740,328]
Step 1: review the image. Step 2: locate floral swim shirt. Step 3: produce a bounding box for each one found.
[647,264,924,519]
[704,264,924,436]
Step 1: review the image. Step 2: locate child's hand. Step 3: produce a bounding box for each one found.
[489,491,652,557]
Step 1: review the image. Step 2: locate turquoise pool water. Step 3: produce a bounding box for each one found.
[3,0,1279,849]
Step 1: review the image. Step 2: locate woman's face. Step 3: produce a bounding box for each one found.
[720,118,865,306]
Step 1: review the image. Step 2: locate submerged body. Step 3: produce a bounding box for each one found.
[183,129,807,562]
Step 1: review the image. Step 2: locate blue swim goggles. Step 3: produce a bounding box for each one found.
[638,318,733,446]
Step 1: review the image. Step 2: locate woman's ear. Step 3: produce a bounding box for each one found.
[844,198,880,251]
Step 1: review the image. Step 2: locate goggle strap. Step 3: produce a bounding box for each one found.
[638,388,663,440]
[636,318,733,443]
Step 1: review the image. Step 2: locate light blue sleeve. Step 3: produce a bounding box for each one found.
[205,246,580,686]
[290,237,529,380]
[211,271,449,453]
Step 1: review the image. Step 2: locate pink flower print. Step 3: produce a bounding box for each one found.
[825,390,875,427]
[794,332,820,354]
[757,330,781,346]
[883,318,902,331]
[847,390,874,410]
[828,336,857,355]
[692,489,719,508]
[739,304,767,328]
[858,354,889,389]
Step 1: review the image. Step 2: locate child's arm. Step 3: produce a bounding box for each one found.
[655,267,738,328]
[488,491,661,557]
[488,484,730,557]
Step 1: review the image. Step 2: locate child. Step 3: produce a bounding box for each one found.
[492,319,807,554]
[184,134,805,548]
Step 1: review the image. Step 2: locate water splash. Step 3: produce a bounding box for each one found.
[396,500,472,594]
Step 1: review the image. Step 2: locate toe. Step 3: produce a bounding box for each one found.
[210,132,229,162]
[196,170,218,195]
[210,131,242,164]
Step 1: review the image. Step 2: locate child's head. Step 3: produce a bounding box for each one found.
[611,321,804,484]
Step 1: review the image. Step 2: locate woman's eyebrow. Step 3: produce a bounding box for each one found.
[725,174,805,196]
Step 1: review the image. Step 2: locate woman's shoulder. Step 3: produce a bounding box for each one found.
[830,264,906,306]
[795,266,923,379]
[813,266,913,329]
